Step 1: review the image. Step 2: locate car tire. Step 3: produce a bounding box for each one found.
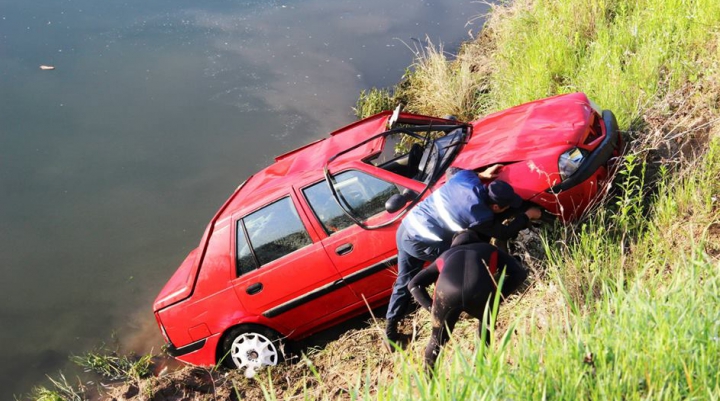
[221,324,286,377]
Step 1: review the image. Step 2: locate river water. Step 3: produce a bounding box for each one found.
[0,0,487,397]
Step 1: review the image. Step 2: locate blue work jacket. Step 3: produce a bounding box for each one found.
[402,169,494,249]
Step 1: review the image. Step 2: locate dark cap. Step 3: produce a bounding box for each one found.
[487,180,523,208]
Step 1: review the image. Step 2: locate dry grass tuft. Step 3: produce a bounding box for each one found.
[397,36,493,121]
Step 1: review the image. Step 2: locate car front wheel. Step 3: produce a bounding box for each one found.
[221,325,285,377]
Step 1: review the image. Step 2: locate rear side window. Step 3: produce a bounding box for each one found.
[304,170,401,234]
[236,197,312,276]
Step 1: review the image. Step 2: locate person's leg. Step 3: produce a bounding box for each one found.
[386,249,425,321]
[462,257,497,347]
[386,225,426,341]
[424,306,462,370]
[424,270,462,371]
[465,292,494,346]
[495,250,528,299]
[462,249,526,347]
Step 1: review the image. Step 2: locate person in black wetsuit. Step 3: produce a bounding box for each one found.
[385,167,541,342]
[407,230,527,370]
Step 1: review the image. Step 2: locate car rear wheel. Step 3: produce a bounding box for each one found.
[221,325,285,377]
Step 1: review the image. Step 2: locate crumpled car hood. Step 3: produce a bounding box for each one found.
[453,92,594,168]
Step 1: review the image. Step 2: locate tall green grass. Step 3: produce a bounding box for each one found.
[26,348,154,400]
[358,0,720,130]
[28,374,84,401]
[355,39,494,121]
[488,0,720,129]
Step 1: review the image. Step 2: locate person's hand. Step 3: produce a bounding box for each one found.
[478,164,503,180]
[525,207,542,220]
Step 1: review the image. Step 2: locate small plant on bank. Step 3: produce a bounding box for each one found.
[71,348,153,382]
[28,373,85,401]
[354,87,396,119]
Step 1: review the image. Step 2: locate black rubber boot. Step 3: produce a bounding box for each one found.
[385,319,400,344]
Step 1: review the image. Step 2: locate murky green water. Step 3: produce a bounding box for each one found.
[0,0,486,397]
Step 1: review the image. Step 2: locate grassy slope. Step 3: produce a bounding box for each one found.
[31,0,720,399]
[353,0,720,399]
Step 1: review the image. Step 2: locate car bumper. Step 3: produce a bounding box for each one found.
[164,333,222,366]
[166,339,207,357]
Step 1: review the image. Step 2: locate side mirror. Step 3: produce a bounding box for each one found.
[385,189,419,213]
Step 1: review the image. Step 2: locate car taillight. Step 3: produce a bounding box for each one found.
[558,147,588,180]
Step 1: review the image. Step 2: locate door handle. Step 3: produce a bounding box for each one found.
[246,282,263,295]
[335,243,354,256]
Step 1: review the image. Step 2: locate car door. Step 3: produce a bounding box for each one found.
[230,194,357,333]
[300,169,409,304]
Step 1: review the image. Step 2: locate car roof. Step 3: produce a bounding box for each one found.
[218,111,392,220]
[216,110,457,220]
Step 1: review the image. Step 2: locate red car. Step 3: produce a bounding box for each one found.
[153,92,621,376]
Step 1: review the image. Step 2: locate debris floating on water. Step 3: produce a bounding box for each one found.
[40,65,55,70]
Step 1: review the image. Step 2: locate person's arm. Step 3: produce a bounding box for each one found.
[477,164,503,180]
[470,213,530,241]
[407,262,440,312]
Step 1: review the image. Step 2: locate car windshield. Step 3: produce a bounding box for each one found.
[366,125,467,184]
[324,123,469,230]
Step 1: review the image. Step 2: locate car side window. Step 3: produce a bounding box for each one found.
[235,197,312,277]
[303,170,401,234]
[236,229,255,276]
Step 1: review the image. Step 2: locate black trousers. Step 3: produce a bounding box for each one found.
[424,249,526,367]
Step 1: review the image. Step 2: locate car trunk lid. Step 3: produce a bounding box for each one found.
[153,248,200,311]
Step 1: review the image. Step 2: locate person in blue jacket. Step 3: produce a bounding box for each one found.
[385,166,541,342]
[407,230,527,369]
